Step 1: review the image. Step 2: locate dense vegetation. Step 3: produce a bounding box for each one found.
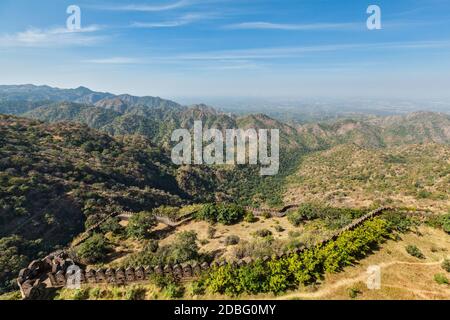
[0,115,209,293]
[195,203,246,225]
[77,233,111,264]
[1,85,450,297]
[287,203,366,229]
[286,143,450,212]
[126,212,157,239]
[122,231,204,268]
[202,218,390,296]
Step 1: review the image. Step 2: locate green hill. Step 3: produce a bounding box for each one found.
[0,114,213,292]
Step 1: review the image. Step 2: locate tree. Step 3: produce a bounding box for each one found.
[0,236,32,293]
[126,211,157,239]
[100,217,124,235]
[169,231,199,263]
[287,203,320,226]
[77,233,110,263]
[196,203,245,225]
[217,204,245,225]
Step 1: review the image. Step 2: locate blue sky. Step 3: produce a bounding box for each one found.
[0,0,450,101]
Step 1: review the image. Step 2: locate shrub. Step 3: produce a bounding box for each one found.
[324,215,353,230]
[254,229,272,238]
[426,213,450,233]
[151,274,175,289]
[244,212,257,223]
[77,233,110,263]
[189,280,205,296]
[225,235,240,246]
[425,215,444,229]
[417,190,432,199]
[441,259,450,272]
[0,235,35,293]
[405,245,425,259]
[205,218,390,296]
[288,203,365,228]
[262,211,271,219]
[442,214,450,234]
[165,283,185,299]
[207,226,216,239]
[195,204,217,223]
[287,204,318,226]
[348,287,361,299]
[144,239,159,253]
[168,231,199,264]
[233,238,277,260]
[100,217,123,235]
[274,225,285,232]
[284,238,305,251]
[152,206,180,221]
[124,286,146,300]
[434,273,449,285]
[122,232,200,268]
[72,288,90,300]
[288,231,301,238]
[126,211,156,239]
[383,211,416,233]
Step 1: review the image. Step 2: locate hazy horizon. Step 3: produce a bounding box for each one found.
[1,0,450,100]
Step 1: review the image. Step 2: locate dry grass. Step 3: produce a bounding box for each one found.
[158,216,304,260]
[276,225,450,300]
[284,144,450,213]
[54,226,450,300]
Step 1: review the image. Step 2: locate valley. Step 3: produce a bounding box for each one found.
[0,85,449,300]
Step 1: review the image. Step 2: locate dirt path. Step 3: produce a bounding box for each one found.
[277,260,444,300]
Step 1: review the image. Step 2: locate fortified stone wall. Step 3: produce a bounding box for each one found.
[17,206,392,299]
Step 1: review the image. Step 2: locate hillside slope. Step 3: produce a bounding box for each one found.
[0,115,215,292]
[285,143,450,212]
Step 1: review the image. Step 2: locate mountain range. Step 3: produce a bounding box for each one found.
[2,85,450,150]
[1,84,450,292]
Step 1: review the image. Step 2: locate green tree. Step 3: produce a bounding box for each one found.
[126,211,157,239]
[100,217,124,235]
[287,203,320,226]
[0,236,33,293]
[77,233,110,263]
[169,231,199,264]
[196,203,245,225]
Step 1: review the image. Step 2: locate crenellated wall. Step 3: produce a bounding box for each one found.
[17,206,393,299]
[244,204,300,217]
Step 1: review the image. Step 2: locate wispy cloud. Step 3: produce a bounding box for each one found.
[131,13,209,28]
[224,21,360,31]
[166,40,450,61]
[82,57,141,64]
[79,40,450,68]
[0,25,105,48]
[91,0,192,12]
